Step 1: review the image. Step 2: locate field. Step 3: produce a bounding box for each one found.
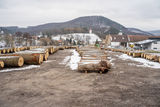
[0,49,160,107]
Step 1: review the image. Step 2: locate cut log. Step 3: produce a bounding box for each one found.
[0,53,43,65]
[0,60,4,68]
[141,53,145,58]
[78,61,111,73]
[2,49,6,54]
[153,55,159,62]
[133,52,141,57]
[27,48,49,61]
[0,56,24,67]
[19,53,43,65]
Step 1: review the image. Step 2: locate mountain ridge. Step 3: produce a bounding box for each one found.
[0,16,154,38]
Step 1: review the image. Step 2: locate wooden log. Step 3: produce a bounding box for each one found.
[58,46,65,50]
[2,49,6,54]
[78,61,111,73]
[141,53,145,58]
[29,48,49,61]
[153,55,159,62]
[19,53,43,65]
[48,47,54,54]
[0,56,24,67]
[6,48,11,53]
[0,60,4,68]
[13,48,17,52]
[0,53,43,65]
[128,52,133,56]
[133,52,141,57]
[43,47,54,54]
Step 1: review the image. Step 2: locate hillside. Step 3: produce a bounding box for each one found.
[127,28,154,36]
[1,16,154,38]
[149,30,160,36]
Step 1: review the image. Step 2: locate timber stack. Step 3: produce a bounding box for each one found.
[78,46,111,73]
[0,46,59,69]
[105,48,160,63]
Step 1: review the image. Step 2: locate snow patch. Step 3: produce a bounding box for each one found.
[0,65,40,72]
[52,33,101,44]
[117,54,160,69]
[67,50,81,70]
[60,50,81,70]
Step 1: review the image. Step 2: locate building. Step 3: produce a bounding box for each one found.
[106,34,160,51]
[105,34,129,48]
[134,37,160,51]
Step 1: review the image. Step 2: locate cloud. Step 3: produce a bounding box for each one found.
[0,0,160,30]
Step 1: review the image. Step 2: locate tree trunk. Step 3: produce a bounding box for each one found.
[0,56,24,67]
[0,53,43,65]
[78,61,111,72]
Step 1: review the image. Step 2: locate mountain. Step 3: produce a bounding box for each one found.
[149,30,160,36]
[127,28,154,36]
[0,16,153,38]
[22,16,128,37]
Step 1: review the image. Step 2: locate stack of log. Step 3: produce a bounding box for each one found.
[0,45,83,70]
[78,46,111,73]
[105,48,160,63]
[0,46,59,69]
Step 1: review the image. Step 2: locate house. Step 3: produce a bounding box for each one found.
[105,34,129,48]
[134,37,160,51]
[105,34,156,49]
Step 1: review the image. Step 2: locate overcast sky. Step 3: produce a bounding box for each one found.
[0,0,160,31]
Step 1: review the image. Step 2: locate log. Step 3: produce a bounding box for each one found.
[153,55,159,62]
[2,49,6,54]
[141,53,145,58]
[0,53,43,65]
[133,52,141,57]
[0,60,4,68]
[0,56,24,67]
[78,61,111,73]
[28,48,49,61]
[19,53,43,65]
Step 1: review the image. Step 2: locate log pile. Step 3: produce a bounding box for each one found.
[78,46,111,73]
[0,45,82,70]
[0,46,59,69]
[105,48,160,63]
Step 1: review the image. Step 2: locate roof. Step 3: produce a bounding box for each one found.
[135,40,156,45]
[109,35,129,42]
[128,35,148,42]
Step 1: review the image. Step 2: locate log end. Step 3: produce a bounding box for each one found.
[18,56,24,67]
[0,61,4,68]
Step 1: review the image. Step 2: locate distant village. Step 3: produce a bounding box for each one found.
[0,28,160,51]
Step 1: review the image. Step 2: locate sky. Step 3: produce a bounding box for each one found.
[0,0,160,31]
